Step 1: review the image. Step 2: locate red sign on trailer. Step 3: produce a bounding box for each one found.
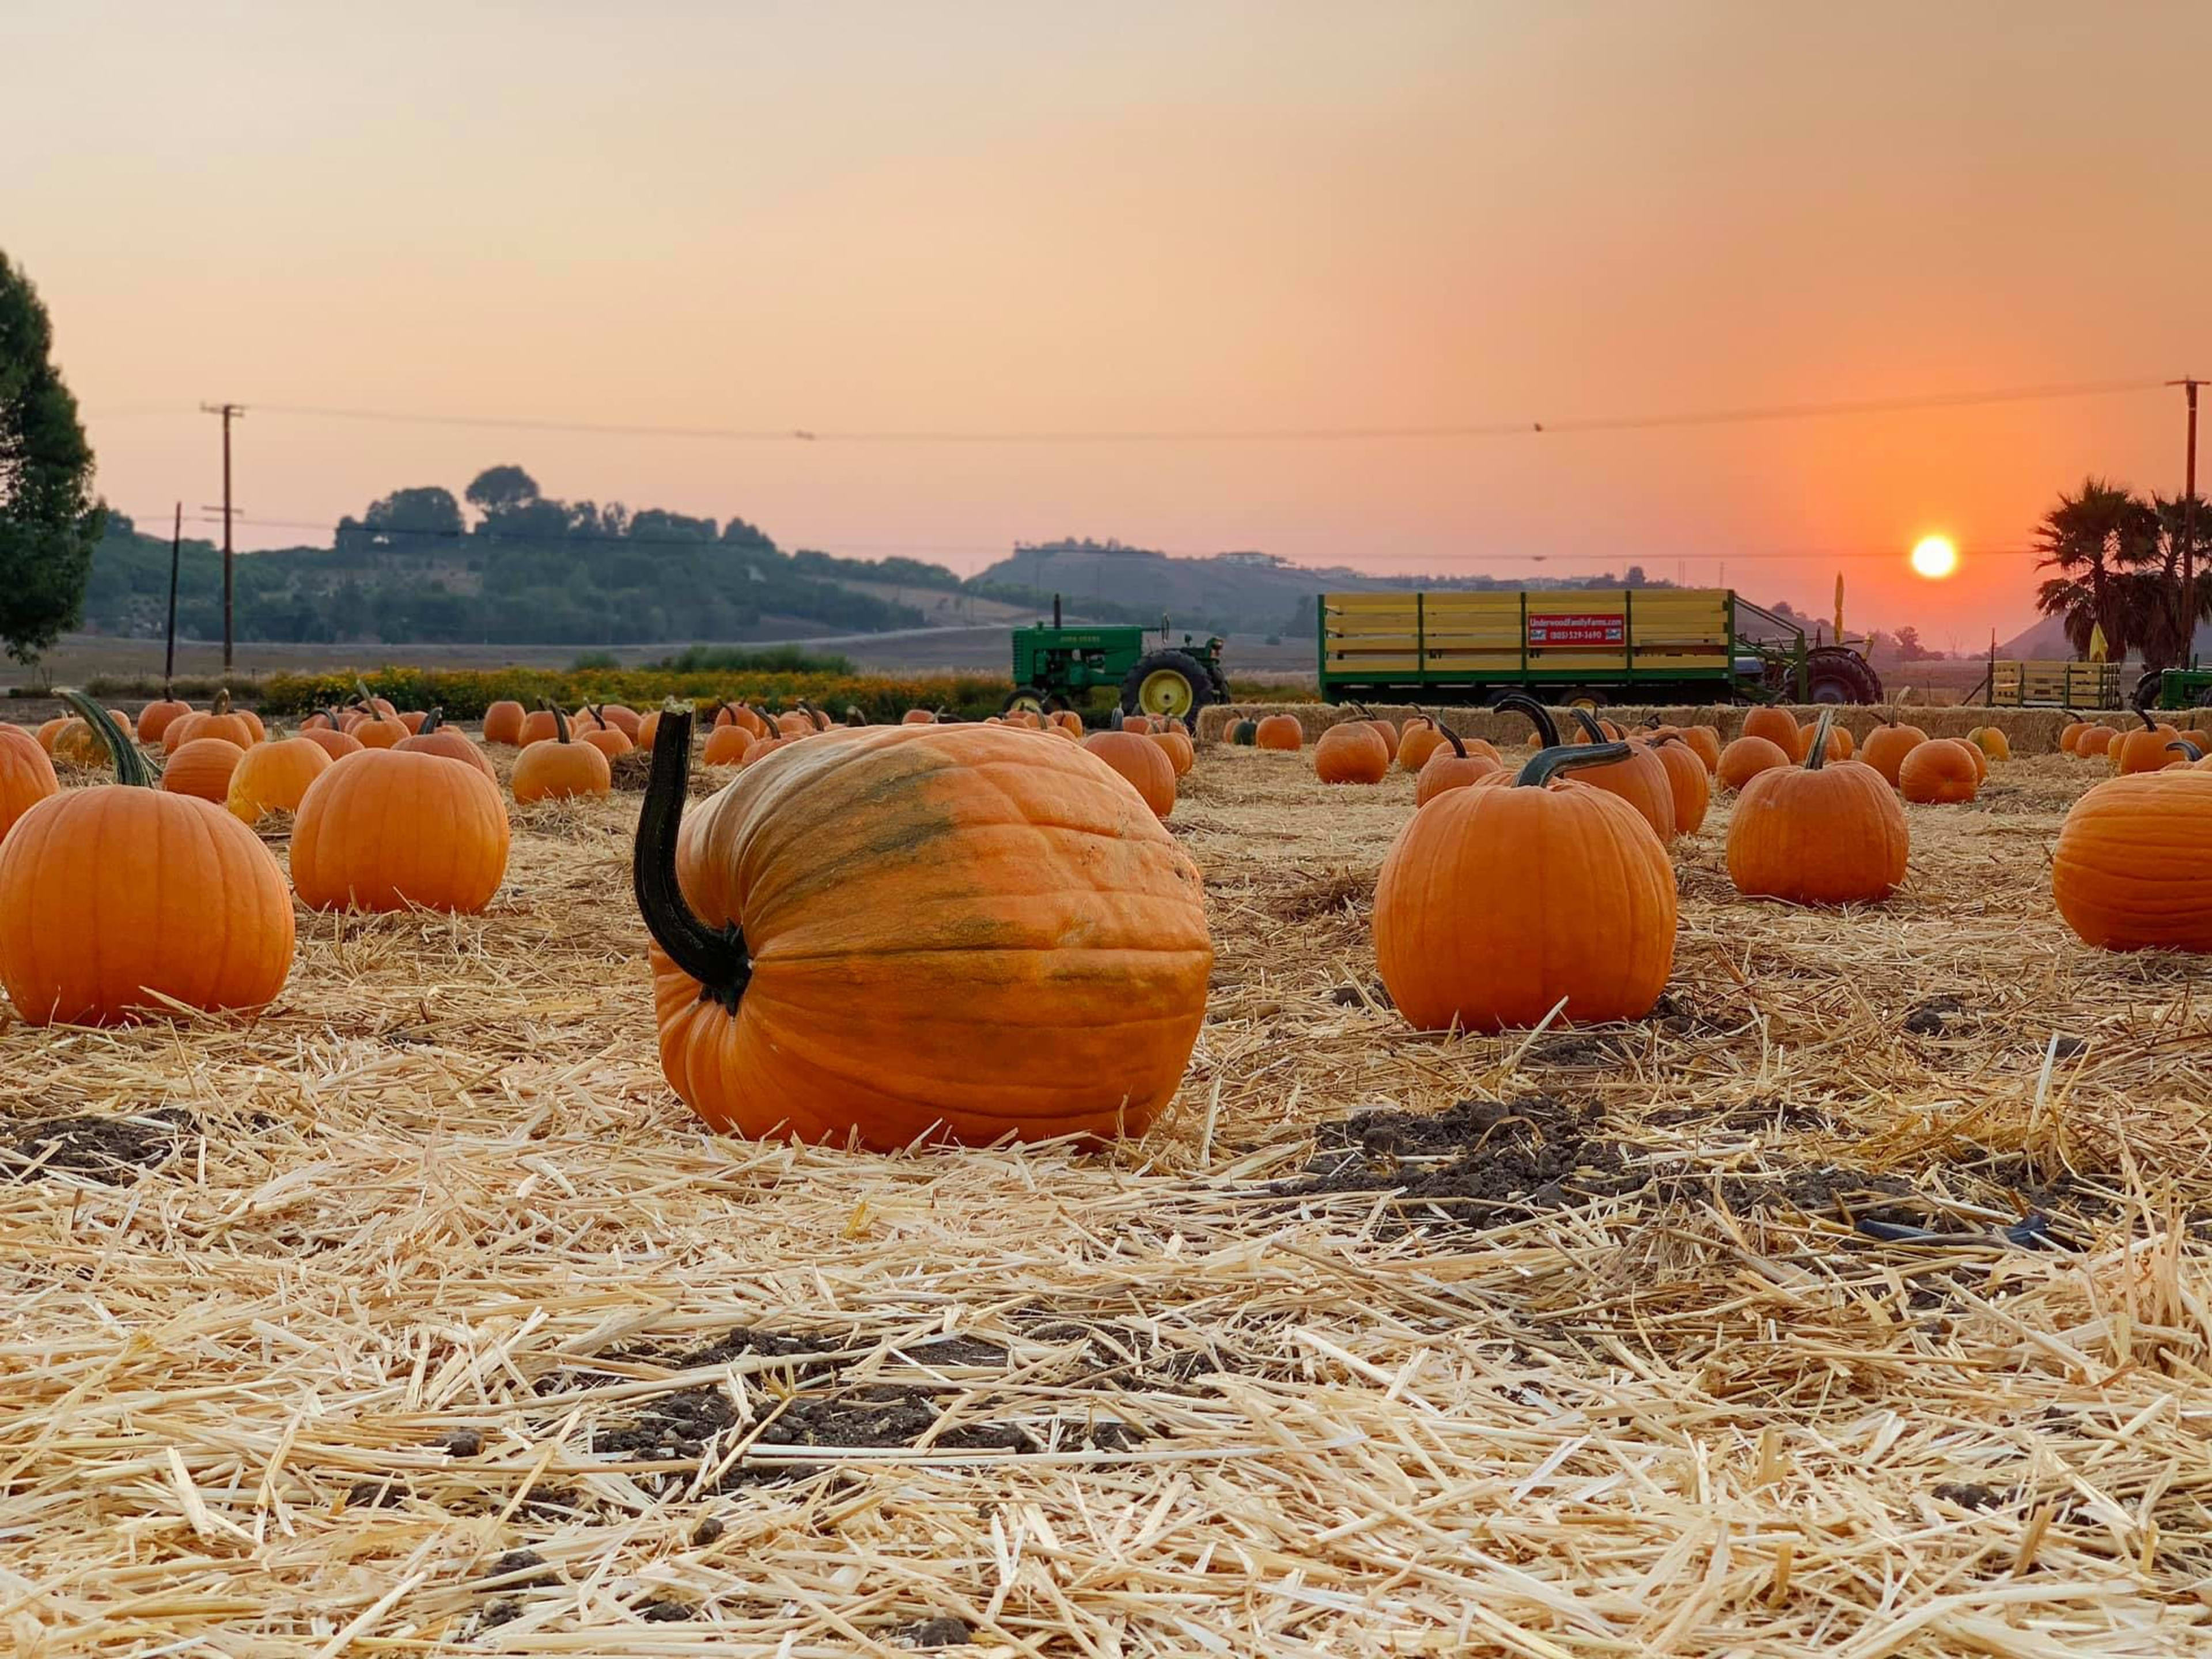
[1527,613,1626,646]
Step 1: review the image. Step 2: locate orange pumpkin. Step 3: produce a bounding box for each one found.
[350,706,408,749]
[1050,711,1085,737]
[1255,714,1304,751]
[35,717,67,755]
[1969,725,2012,763]
[1899,737,1980,804]
[2058,717,2088,755]
[636,709,1211,1147]
[0,695,291,1024]
[1555,706,1676,844]
[775,709,817,738]
[738,735,789,767]
[0,722,60,841]
[1740,706,1800,751]
[2053,772,2212,951]
[636,709,664,751]
[1083,730,1176,819]
[516,707,560,747]
[1648,734,1711,836]
[2112,713,2183,776]
[902,708,937,725]
[166,690,257,752]
[396,711,429,735]
[592,704,643,740]
[1376,741,1676,1031]
[1352,707,1399,762]
[1315,721,1391,784]
[2075,724,2118,759]
[1414,727,1503,806]
[394,711,498,781]
[513,706,612,802]
[1396,715,1448,774]
[1726,710,1907,904]
[483,700,528,745]
[1150,729,1194,778]
[162,737,248,803]
[291,748,510,912]
[1794,719,1853,763]
[1859,719,1927,786]
[1717,734,1792,792]
[301,722,366,762]
[581,726,634,760]
[226,736,334,823]
[1676,725,1722,773]
[137,699,192,743]
[718,703,770,738]
[702,722,755,767]
[51,717,109,767]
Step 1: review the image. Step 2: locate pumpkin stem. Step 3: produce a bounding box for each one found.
[543,701,571,744]
[2137,710,2157,731]
[934,705,955,723]
[1440,725,1467,759]
[213,687,232,717]
[1492,691,1560,747]
[2169,738,2205,762]
[1802,708,1836,772]
[322,704,344,730]
[1515,740,1633,788]
[632,703,751,1013]
[354,678,378,711]
[59,690,152,788]
[843,705,864,726]
[420,707,445,734]
[1567,707,1610,744]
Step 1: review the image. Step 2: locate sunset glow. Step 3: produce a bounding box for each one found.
[1910,536,1960,580]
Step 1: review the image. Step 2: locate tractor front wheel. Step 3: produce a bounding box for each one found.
[1120,650,1215,721]
[1002,686,1050,717]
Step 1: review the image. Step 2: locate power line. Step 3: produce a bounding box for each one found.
[164,376,2173,446]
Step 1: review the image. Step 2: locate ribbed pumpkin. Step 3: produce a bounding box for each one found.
[1315,721,1391,784]
[2058,717,2089,755]
[1899,737,1980,803]
[137,699,192,743]
[165,690,256,753]
[516,707,560,747]
[226,736,334,823]
[581,725,635,760]
[636,709,665,750]
[1255,714,1304,751]
[2053,772,2212,951]
[0,695,292,1024]
[1649,734,1711,836]
[1376,743,1676,1031]
[397,711,429,735]
[292,748,510,913]
[1677,724,1722,773]
[1556,705,1676,844]
[775,709,818,738]
[2163,738,2206,770]
[301,719,366,762]
[592,703,643,740]
[1083,730,1176,819]
[1717,736,1788,792]
[513,706,612,802]
[1726,711,1908,904]
[2075,724,2118,759]
[1050,711,1085,737]
[740,735,789,767]
[50,717,109,767]
[1859,719,1927,786]
[718,703,770,738]
[35,717,67,755]
[1968,725,2012,763]
[1740,706,1800,751]
[483,700,528,745]
[0,723,60,840]
[1960,735,1989,781]
[1414,727,1503,806]
[637,709,1212,1146]
[1396,715,1448,773]
[394,711,497,781]
[1150,729,1194,778]
[702,722,754,767]
[162,737,247,802]
[1794,719,1853,763]
[2112,713,2183,776]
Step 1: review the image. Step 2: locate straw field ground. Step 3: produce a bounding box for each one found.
[5,718,2211,1656]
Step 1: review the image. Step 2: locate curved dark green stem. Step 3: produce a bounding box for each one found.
[1492,691,1560,747]
[60,690,153,787]
[419,707,446,734]
[2169,739,2204,763]
[1440,726,1467,759]
[543,700,571,743]
[353,677,378,711]
[321,704,345,730]
[632,703,751,1013]
[1802,707,1836,772]
[2137,710,2157,731]
[2061,707,2083,722]
[1515,740,1633,787]
[1567,707,1610,744]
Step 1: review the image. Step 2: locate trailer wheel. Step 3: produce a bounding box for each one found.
[1803,647,1884,704]
[1120,650,1215,720]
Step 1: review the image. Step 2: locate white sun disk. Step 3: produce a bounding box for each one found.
[1910,536,1959,579]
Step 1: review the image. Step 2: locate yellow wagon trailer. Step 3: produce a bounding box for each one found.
[1316,588,1884,707]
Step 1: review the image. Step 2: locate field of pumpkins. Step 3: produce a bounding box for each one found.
[6,684,2212,1656]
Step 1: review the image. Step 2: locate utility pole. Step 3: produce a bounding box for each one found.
[2171,378,2200,663]
[200,402,244,669]
[165,503,182,694]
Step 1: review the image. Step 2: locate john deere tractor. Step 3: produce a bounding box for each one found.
[1005,596,1229,722]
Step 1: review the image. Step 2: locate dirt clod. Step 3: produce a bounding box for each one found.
[4,1111,193,1183]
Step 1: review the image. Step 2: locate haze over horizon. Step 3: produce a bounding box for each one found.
[10,0,2210,645]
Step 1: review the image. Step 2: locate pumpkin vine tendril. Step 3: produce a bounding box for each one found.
[634,702,752,1012]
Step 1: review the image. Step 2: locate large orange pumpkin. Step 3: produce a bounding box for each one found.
[1740,706,1800,751]
[1726,710,1908,904]
[1396,715,1448,774]
[0,723,60,841]
[2053,772,2212,951]
[702,722,755,767]
[1556,705,1676,844]
[1717,734,1793,791]
[165,690,257,753]
[1375,742,1676,1031]
[2075,724,2118,759]
[1413,727,1503,806]
[1859,718,1926,785]
[226,736,334,823]
[0,696,291,1024]
[513,706,612,802]
[1315,721,1391,784]
[1082,730,1176,819]
[1149,729,1194,778]
[1899,737,1980,803]
[394,711,498,781]
[301,720,366,762]
[636,709,1212,1146]
[1676,725,1722,773]
[483,700,528,745]
[1353,707,1400,762]
[162,737,248,803]
[1648,734,1711,836]
[2112,713,2183,776]
[1255,714,1304,751]
[291,748,510,912]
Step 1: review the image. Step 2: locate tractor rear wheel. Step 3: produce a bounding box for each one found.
[1120,650,1215,721]
[1802,647,1884,704]
[1002,686,1050,717]
[2132,669,2165,714]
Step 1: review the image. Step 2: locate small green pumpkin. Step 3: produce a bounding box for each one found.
[1230,719,1259,747]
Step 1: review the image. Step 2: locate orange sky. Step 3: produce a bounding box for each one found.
[10,0,2210,642]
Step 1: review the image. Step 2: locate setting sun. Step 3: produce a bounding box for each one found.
[1910,535,1960,579]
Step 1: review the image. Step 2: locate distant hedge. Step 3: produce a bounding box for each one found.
[257,667,1018,722]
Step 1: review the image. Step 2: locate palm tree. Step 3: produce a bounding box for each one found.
[2133,494,2212,672]
[2033,478,2162,658]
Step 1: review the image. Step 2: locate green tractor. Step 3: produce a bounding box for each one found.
[1005,596,1229,722]
[2147,662,2212,711]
